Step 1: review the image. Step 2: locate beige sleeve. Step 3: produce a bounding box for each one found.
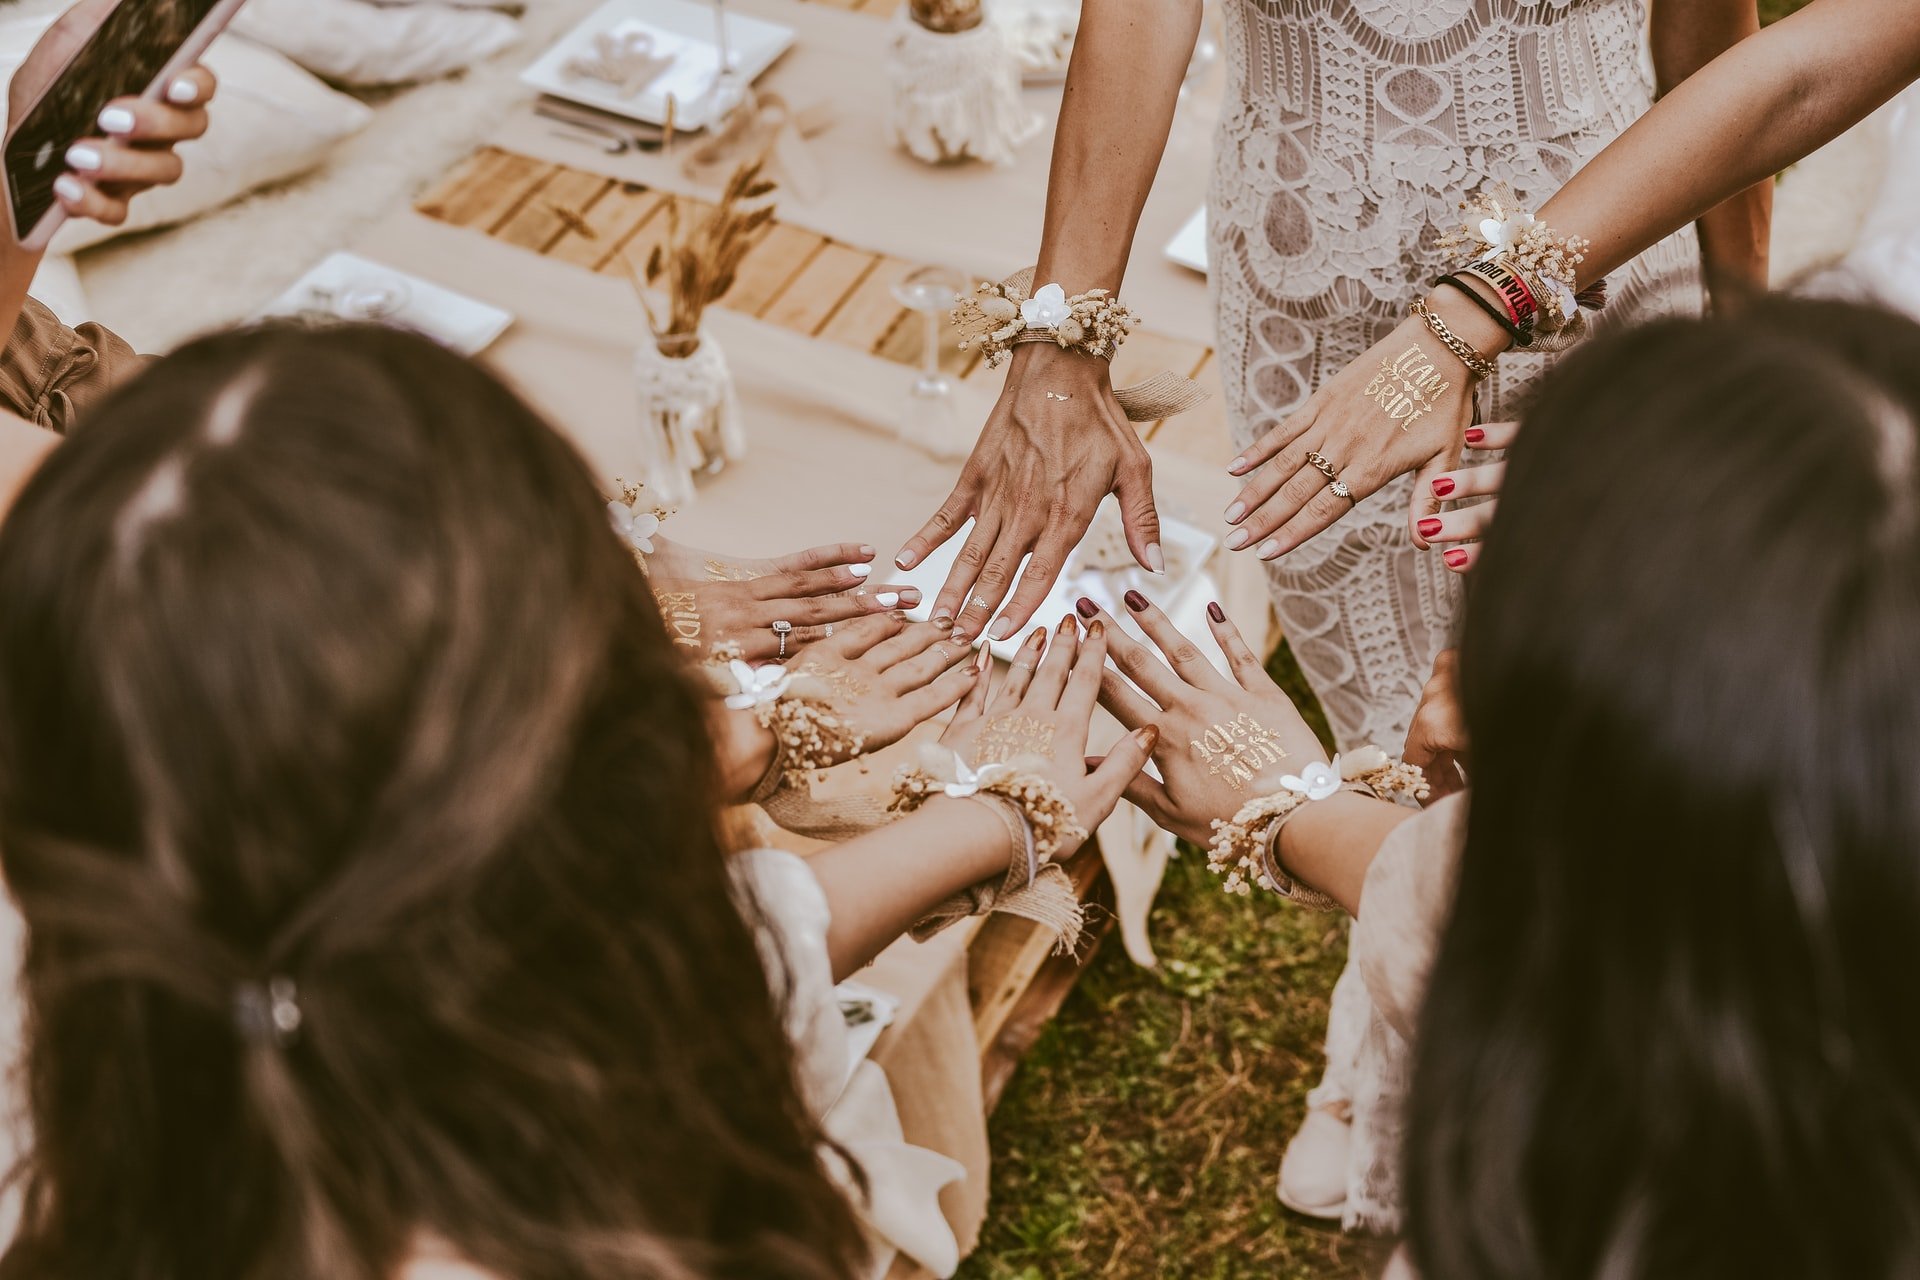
[0,298,146,435]
[1354,793,1468,1045]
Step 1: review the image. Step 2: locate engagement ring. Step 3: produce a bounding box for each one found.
[772,619,793,659]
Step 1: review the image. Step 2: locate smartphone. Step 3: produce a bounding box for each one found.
[2,0,251,251]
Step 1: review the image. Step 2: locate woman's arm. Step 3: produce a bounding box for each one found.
[897,0,1202,644]
[0,411,56,511]
[1648,0,1770,304]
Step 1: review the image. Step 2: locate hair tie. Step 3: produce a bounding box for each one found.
[233,976,303,1048]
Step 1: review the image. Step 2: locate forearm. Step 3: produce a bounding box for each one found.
[0,246,40,348]
[0,410,55,511]
[1029,0,1200,292]
[1275,793,1413,917]
[1543,0,1920,284]
[807,797,1013,980]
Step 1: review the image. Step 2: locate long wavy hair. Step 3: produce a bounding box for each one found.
[0,325,866,1279]
[1406,297,1920,1279]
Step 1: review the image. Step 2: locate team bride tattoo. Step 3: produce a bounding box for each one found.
[975,714,1057,763]
[1190,712,1288,789]
[656,591,703,650]
[1364,345,1452,432]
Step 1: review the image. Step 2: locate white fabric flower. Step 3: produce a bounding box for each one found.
[608,499,661,555]
[938,751,1016,798]
[1020,282,1073,329]
[1478,211,1536,255]
[1541,274,1578,321]
[1339,745,1389,777]
[1280,758,1344,802]
[724,659,791,711]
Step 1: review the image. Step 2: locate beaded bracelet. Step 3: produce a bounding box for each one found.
[1411,298,1496,380]
[1435,275,1532,349]
[1207,747,1429,908]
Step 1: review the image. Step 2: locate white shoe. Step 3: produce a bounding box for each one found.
[1276,1105,1350,1220]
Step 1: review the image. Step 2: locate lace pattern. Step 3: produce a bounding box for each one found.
[1206,0,1704,1232]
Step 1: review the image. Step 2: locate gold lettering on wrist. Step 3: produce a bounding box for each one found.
[656,591,703,649]
[1363,345,1453,433]
[975,714,1057,763]
[1189,712,1289,790]
[705,559,756,583]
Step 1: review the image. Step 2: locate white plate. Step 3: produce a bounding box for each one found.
[256,253,514,357]
[520,0,796,132]
[1165,207,1208,275]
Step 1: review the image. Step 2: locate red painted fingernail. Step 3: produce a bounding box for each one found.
[1207,601,1225,624]
[1417,517,1443,538]
[1027,627,1047,647]
[1075,596,1099,618]
[1124,590,1148,612]
[1464,427,1485,445]
[1443,549,1469,569]
[1431,477,1456,498]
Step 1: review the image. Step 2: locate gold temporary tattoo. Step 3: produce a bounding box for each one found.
[656,590,703,649]
[795,661,870,699]
[1363,345,1453,432]
[974,714,1057,763]
[1190,712,1288,790]
[704,558,756,582]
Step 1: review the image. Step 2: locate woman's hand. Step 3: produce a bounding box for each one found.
[898,344,1161,644]
[938,613,1157,835]
[650,542,922,663]
[1408,418,1518,573]
[1403,649,1467,801]
[10,0,217,229]
[785,614,980,758]
[1222,291,1504,560]
[1083,592,1326,844]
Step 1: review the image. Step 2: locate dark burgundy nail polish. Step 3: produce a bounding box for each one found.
[1463,427,1485,445]
[1207,601,1226,624]
[1124,590,1148,612]
[1075,596,1099,618]
[1431,477,1456,498]
[1417,517,1443,538]
[1443,549,1469,569]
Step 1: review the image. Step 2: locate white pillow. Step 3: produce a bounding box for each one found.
[0,21,375,256]
[231,0,521,87]
[26,254,88,327]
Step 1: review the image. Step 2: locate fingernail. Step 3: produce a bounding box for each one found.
[167,77,200,105]
[1027,627,1047,648]
[849,563,872,579]
[900,588,922,605]
[1145,543,1165,574]
[1431,477,1456,498]
[1417,517,1443,538]
[1135,725,1160,751]
[1207,601,1225,624]
[874,591,900,608]
[1075,596,1098,618]
[1228,456,1249,475]
[859,544,876,557]
[895,549,917,569]
[1443,549,1470,569]
[1257,540,1281,560]
[988,618,1013,641]
[976,646,991,670]
[1124,590,1148,613]
[53,176,85,203]
[1088,619,1105,639]
[64,145,102,172]
[1224,501,1246,524]
[1464,427,1485,445]
[1226,529,1249,550]
[1059,613,1079,635]
[951,627,968,642]
[98,107,136,135]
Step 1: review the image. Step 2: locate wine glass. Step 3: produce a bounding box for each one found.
[892,265,970,459]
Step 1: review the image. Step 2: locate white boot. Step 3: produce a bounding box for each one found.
[1277,1103,1351,1219]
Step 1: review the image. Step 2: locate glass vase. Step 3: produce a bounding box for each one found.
[634,329,744,508]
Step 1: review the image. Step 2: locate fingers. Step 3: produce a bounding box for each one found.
[1227,402,1317,477]
[1202,601,1272,692]
[752,562,876,601]
[778,590,906,628]
[927,515,997,631]
[1121,769,1175,829]
[1408,450,1453,550]
[1082,725,1160,826]
[767,542,877,574]
[1431,460,1506,503]
[888,629,979,690]
[1027,614,1080,710]
[1084,603,1186,707]
[95,81,213,146]
[1438,543,1480,574]
[895,478,975,574]
[991,626,1048,713]
[59,138,183,190]
[1058,617,1108,728]
[949,646,995,726]
[1117,589,1227,693]
[826,611,908,658]
[1225,445,1327,552]
[1259,483,1363,562]
[1462,419,1520,453]
[1097,667,1163,730]
[1113,455,1165,576]
[988,524,1078,642]
[1415,502,1497,549]
[894,655,984,727]
[950,519,1039,643]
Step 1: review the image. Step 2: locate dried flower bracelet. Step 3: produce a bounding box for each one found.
[1437,184,1608,352]
[953,278,1137,369]
[1207,746,1430,910]
[717,659,866,791]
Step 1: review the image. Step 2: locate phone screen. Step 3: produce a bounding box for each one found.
[4,0,222,239]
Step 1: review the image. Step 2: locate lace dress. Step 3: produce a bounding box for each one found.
[1205,0,1703,1232]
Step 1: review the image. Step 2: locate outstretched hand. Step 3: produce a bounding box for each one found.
[786,614,981,758]
[648,541,922,663]
[897,345,1161,645]
[1408,418,1518,574]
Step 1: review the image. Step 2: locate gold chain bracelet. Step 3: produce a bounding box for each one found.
[1411,298,1496,381]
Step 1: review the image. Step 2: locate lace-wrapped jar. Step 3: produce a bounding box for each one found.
[634,329,745,508]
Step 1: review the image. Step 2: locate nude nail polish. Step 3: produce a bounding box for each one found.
[1224,501,1246,524]
[1228,456,1249,474]
[1257,540,1281,560]
[1443,549,1469,569]
[1464,427,1485,446]
[900,588,922,605]
[859,544,876,557]
[1146,542,1166,574]
[1417,517,1443,538]
[1431,477,1456,498]
[1226,529,1250,550]
[849,563,872,579]
[988,618,1013,641]
[1207,601,1226,624]
[895,549,918,569]
[1124,590,1148,612]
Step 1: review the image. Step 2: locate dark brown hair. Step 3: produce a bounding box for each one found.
[0,324,865,1278]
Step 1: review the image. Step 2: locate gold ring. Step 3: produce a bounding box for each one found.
[1304,451,1354,503]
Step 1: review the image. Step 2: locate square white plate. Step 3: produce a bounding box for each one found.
[1166,207,1208,275]
[520,0,796,132]
[256,253,514,357]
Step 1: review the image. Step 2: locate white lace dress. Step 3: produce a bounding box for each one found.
[1205,0,1703,1232]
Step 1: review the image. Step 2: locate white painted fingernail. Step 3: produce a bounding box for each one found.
[1226,528,1250,550]
[167,78,199,105]
[987,618,1013,641]
[53,175,85,203]
[1223,502,1245,524]
[849,563,871,579]
[874,591,900,608]
[1145,542,1165,574]
[64,145,102,172]
[1257,540,1282,560]
[98,107,136,135]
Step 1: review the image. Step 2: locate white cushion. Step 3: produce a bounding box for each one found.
[230,0,521,87]
[26,254,88,327]
[0,16,375,256]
